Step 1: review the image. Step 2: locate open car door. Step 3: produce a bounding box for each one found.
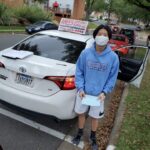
[116,45,150,88]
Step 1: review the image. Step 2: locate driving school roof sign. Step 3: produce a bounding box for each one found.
[58,18,88,34]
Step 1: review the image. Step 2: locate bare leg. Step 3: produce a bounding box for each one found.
[78,113,86,129]
[91,117,98,131]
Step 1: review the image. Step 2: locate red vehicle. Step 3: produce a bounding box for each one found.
[109,34,129,54]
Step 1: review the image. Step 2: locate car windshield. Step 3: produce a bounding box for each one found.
[34,21,45,25]
[121,29,134,36]
[112,35,125,41]
[13,34,86,63]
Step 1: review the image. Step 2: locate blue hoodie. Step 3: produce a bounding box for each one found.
[75,43,119,96]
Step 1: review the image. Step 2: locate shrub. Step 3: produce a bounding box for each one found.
[0,2,13,25]
[14,5,52,24]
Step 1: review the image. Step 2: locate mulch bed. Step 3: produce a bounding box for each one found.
[84,81,125,150]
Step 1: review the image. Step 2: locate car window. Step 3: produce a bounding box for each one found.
[13,34,86,63]
[45,23,57,29]
[120,29,134,36]
[112,35,125,41]
[45,23,51,28]
[118,47,147,60]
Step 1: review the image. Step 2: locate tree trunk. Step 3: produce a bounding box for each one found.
[85,9,91,20]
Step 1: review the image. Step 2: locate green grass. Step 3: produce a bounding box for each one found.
[134,47,147,60]
[88,22,98,29]
[116,58,150,150]
[0,26,25,33]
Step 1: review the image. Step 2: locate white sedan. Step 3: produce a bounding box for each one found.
[0,30,94,119]
[0,30,149,119]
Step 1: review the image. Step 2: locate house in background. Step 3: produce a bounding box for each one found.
[0,0,24,7]
[48,0,85,21]
[0,0,85,22]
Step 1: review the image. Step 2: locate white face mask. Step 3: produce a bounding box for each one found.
[95,35,109,46]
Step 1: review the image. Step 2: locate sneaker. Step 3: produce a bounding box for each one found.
[91,140,98,150]
[72,135,81,145]
[72,129,83,145]
[90,138,98,150]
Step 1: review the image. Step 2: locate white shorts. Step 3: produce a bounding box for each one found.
[74,93,104,119]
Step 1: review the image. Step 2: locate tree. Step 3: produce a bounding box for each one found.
[24,0,47,4]
[0,2,12,25]
[85,0,96,20]
[92,0,106,12]
[34,0,47,3]
[125,0,150,12]
[105,0,114,24]
[88,0,150,25]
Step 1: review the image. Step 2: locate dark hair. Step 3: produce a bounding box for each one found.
[93,24,112,39]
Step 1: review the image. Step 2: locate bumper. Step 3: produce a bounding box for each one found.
[0,82,77,120]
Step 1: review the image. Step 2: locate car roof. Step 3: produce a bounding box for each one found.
[120,27,135,31]
[39,30,92,42]
[34,21,55,24]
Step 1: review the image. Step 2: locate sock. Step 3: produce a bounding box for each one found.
[77,128,83,137]
[90,131,96,142]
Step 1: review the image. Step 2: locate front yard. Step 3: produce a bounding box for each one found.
[116,56,150,149]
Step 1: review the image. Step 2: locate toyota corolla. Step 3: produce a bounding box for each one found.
[0,20,149,120]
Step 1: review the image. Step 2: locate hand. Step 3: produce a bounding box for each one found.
[79,91,85,99]
[98,93,106,101]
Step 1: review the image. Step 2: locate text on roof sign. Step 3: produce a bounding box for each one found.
[58,18,89,35]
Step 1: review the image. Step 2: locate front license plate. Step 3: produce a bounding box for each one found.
[15,73,33,87]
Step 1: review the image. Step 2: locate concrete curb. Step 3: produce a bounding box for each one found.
[106,83,129,150]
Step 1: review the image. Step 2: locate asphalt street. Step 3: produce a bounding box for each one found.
[0,33,28,51]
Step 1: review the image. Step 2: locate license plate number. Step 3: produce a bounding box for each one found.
[15,73,33,87]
